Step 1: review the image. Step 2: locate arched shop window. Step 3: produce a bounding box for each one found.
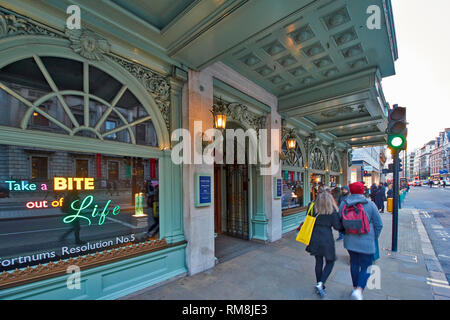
[330,151,341,173]
[281,140,303,167]
[0,56,162,272]
[309,147,326,170]
[0,57,158,146]
[281,139,305,211]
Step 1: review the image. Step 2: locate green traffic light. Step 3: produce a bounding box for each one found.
[388,134,405,149]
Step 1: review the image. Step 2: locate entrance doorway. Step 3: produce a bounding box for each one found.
[225,164,249,239]
[214,164,250,240]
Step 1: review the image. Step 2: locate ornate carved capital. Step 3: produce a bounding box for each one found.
[224,103,266,132]
[65,28,110,61]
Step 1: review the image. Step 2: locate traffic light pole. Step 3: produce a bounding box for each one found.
[392,149,400,252]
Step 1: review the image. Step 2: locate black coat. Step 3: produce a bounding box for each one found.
[387,189,393,198]
[374,186,386,208]
[306,209,343,261]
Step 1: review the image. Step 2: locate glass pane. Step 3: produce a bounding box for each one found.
[89,65,122,103]
[76,160,89,177]
[41,57,83,92]
[0,144,160,271]
[0,57,52,102]
[0,88,28,128]
[282,171,304,209]
[310,173,324,200]
[31,157,48,180]
[0,58,158,147]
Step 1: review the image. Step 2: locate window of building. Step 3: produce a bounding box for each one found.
[0,55,164,275]
[108,161,119,180]
[281,171,304,210]
[0,145,160,272]
[31,156,48,180]
[31,106,50,127]
[105,120,117,140]
[75,159,89,177]
[0,56,158,147]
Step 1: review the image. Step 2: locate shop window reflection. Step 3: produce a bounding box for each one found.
[0,145,160,271]
[282,172,304,210]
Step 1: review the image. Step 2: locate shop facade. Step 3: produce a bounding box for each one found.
[0,0,397,299]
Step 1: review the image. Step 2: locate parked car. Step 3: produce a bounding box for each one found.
[413,181,421,186]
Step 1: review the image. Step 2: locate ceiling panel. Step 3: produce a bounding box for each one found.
[109,0,197,30]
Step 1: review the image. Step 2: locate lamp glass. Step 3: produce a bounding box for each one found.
[287,138,296,150]
[214,114,226,129]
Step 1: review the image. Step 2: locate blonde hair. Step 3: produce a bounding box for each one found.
[315,189,338,215]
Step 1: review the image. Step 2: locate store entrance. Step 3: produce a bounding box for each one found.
[213,163,250,240]
[225,164,249,239]
[214,122,254,262]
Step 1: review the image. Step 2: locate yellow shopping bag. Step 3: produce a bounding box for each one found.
[296,202,316,245]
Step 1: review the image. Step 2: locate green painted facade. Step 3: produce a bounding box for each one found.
[0,0,397,299]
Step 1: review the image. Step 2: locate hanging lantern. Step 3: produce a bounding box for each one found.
[211,97,228,130]
[286,132,297,150]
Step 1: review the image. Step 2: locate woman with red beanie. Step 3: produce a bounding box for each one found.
[338,181,383,300]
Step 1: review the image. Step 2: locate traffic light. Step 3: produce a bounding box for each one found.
[363,170,371,177]
[387,104,407,150]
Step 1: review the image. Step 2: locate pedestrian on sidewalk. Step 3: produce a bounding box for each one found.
[338,182,383,300]
[369,183,378,202]
[374,183,386,213]
[336,186,350,241]
[305,188,343,298]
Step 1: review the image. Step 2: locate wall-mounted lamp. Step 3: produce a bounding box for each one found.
[211,97,228,130]
[287,135,297,150]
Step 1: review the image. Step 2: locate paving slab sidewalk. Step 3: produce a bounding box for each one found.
[121,207,449,300]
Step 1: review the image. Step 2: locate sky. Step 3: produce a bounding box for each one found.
[381,0,450,152]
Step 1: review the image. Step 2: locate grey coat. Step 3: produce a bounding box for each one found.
[338,194,383,255]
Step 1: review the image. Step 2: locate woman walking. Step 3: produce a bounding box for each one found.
[305,188,343,298]
[338,182,383,300]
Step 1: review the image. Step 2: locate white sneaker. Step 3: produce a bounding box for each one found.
[350,289,363,300]
[315,282,326,298]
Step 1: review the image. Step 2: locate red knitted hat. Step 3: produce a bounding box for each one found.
[349,182,365,194]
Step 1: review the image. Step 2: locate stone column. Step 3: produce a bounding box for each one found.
[264,112,282,242]
[251,165,268,241]
[182,69,215,276]
[342,150,349,186]
[304,168,311,204]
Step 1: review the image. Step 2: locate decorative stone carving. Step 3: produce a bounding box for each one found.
[110,55,171,131]
[0,8,61,39]
[66,29,110,61]
[224,103,266,132]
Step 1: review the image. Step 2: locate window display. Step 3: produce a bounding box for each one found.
[281,171,304,210]
[0,145,159,271]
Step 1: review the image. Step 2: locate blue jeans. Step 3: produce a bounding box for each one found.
[348,250,374,290]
